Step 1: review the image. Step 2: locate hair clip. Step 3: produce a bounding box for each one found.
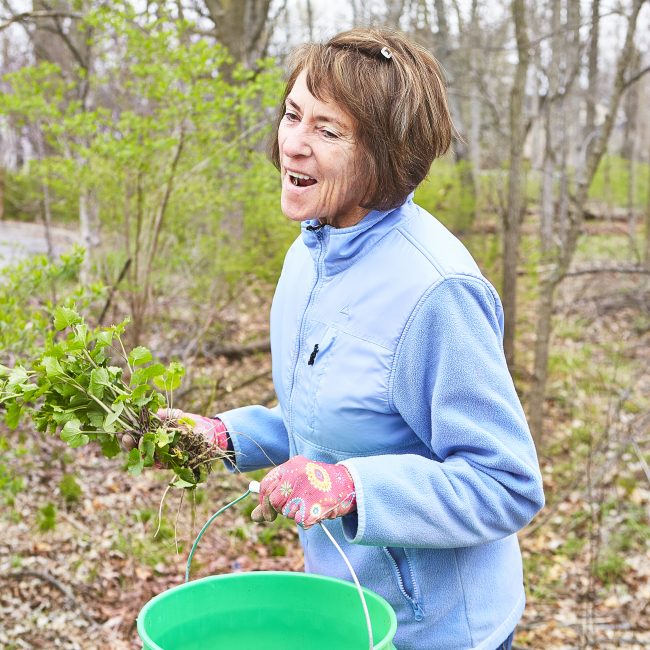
[380,46,392,59]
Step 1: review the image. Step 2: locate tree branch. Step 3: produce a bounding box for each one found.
[0,10,81,32]
[564,264,650,278]
[622,65,650,92]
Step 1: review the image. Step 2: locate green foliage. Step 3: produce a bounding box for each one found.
[59,474,83,504]
[415,159,476,233]
[0,306,223,487]
[37,502,57,532]
[589,155,650,209]
[594,551,627,586]
[113,511,178,567]
[0,5,294,332]
[0,248,104,365]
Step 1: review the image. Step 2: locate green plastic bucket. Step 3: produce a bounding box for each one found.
[137,570,397,649]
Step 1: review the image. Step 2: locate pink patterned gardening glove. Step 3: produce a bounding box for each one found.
[251,455,356,530]
[155,408,229,451]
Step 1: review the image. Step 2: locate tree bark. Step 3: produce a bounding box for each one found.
[79,189,99,285]
[502,0,530,370]
[468,0,481,219]
[539,0,561,254]
[644,138,650,269]
[624,51,640,258]
[203,0,273,70]
[585,0,600,162]
[0,166,4,221]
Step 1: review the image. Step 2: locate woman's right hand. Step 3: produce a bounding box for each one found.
[155,408,230,451]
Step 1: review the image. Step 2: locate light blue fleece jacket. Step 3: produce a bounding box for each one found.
[219,196,545,650]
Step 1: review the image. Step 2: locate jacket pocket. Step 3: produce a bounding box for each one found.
[305,325,337,428]
[383,546,425,621]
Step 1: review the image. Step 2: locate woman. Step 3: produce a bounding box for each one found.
[168,28,544,650]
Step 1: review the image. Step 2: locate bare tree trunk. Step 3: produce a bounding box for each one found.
[203,0,273,70]
[539,0,561,254]
[502,0,530,370]
[624,52,640,258]
[0,167,4,222]
[645,139,650,267]
[305,0,314,40]
[35,126,55,262]
[79,188,99,284]
[384,0,406,26]
[527,0,645,441]
[585,0,600,162]
[468,0,481,219]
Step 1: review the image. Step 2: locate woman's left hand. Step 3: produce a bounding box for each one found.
[251,455,357,529]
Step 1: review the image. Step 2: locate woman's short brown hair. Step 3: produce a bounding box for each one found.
[270,27,453,211]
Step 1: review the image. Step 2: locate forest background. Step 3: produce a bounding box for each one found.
[0,1,649,648]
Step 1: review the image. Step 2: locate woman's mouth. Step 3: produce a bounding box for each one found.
[287,170,317,187]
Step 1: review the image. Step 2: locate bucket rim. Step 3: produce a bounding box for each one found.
[137,570,398,650]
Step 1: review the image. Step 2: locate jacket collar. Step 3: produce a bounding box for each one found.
[301,193,415,275]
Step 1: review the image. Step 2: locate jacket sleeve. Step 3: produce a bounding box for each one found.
[339,276,545,548]
[217,403,290,472]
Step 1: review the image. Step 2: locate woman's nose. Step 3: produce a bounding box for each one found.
[281,126,311,158]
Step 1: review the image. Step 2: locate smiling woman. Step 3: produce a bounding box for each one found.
[166,27,544,650]
[277,70,368,228]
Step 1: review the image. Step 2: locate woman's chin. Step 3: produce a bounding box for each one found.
[281,200,314,223]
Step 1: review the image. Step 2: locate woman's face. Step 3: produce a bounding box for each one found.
[278,71,369,228]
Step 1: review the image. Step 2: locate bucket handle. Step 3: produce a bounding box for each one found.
[186,481,375,650]
[317,521,375,650]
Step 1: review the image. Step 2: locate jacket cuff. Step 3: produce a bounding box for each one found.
[338,460,366,542]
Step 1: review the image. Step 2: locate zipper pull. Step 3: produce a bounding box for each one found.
[307,343,319,366]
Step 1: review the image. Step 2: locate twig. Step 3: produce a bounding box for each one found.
[208,339,271,359]
[98,258,132,326]
[629,435,650,486]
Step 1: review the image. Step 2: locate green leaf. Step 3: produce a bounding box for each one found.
[128,346,153,367]
[173,466,197,486]
[171,476,196,489]
[100,435,121,459]
[87,410,106,428]
[42,356,64,378]
[140,435,156,465]
[0,364,10,377]
[61,418,90,448]
[103,402,124,432]
[95,330,113,348]
[5,402,22,429]
[7,366,29,391]
[131,363,165,385]
[154,427,174,448]
[73,322,89,344]
[53,306,82,331]
[127,448,144,476]
[89,367,109,399]
[153,361,185,392]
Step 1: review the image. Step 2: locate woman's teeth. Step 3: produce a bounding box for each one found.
[288,171,317,187]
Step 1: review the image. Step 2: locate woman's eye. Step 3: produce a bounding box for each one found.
[322,129,338,139]
[284,111,299,122]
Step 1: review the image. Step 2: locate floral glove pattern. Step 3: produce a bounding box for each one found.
[251,455,356,529]
[156,408,229,451]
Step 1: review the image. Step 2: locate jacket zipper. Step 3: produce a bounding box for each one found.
[307,343,319,366]
[383,547,424,621]
[288,227,325,430]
